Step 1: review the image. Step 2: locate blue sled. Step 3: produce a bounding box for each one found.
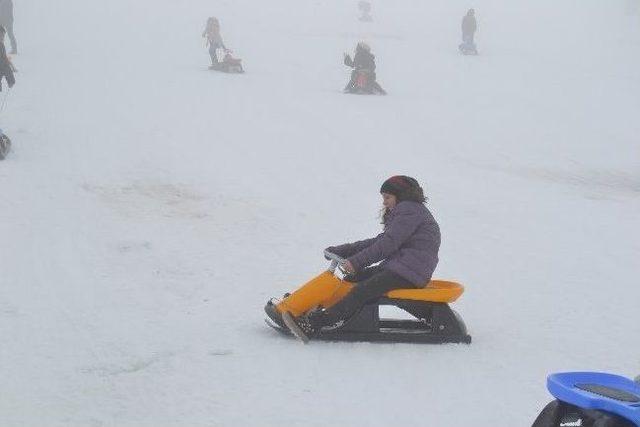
[548,372,640,425]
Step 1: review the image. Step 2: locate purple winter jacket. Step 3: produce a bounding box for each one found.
[327,201,441,286]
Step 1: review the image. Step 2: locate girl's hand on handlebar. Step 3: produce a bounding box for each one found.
[341,260,355,274]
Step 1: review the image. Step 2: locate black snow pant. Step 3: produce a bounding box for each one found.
[320,265,416,326]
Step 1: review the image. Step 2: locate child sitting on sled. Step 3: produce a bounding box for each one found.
[291,176,441,335]
[343,42,386,95]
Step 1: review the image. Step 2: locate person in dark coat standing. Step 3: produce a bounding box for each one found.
[0,0,16,54]
[0,26,15,91]
[0,25,15,160]
[290,176,441,336]
[461,9,477,46]
[343,42,386,95]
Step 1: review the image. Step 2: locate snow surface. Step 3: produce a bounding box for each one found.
[1,0,639,426]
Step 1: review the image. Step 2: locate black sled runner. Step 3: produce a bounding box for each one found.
[265,251,471,344]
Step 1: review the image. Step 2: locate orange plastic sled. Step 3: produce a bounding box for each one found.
[265,254,471,344]
[274,271,465,318]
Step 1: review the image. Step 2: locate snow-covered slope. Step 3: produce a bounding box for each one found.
[1,0,639,425]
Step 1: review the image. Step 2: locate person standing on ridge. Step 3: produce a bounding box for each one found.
[0,26,15,92]
[460,9,478,54]
[0,0,16,55]
[0,25,15,160]
[358,1,373,22]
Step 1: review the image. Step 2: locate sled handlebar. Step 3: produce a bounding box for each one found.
[324,250,346,274]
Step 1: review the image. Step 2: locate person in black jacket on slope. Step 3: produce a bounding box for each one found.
[343,42,386,95]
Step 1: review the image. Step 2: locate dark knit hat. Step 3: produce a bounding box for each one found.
[380,176,418,197]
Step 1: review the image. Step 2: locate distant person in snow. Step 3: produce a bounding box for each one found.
[0,25,14,160]
[461,9,477,43]
[343,42,386,95]
[459,9,478,55]
[202,17,227,69]
[0,26,15,91]
[0,0,16,54]
[358,1,373,22]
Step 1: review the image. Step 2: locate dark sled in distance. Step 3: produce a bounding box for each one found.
[344,70,386,95]
[209,53,244,74]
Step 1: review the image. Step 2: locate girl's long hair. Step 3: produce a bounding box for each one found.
[379,178,427,226]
